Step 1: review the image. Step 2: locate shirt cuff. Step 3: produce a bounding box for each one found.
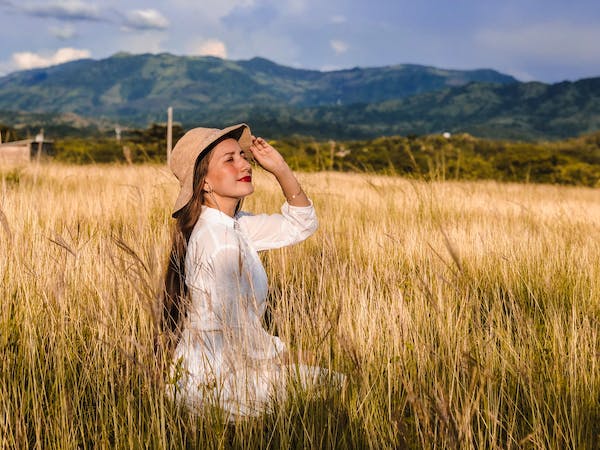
[281,198,314,213]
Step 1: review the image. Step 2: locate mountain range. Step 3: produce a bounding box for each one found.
[0,52,599,141]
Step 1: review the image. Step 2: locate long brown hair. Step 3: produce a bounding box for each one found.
[158,133,243,357]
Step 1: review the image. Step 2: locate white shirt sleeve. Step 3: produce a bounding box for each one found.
[204,245,286,361]
[237,200,318,252]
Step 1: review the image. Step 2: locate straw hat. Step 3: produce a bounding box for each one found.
[169,123,252,216]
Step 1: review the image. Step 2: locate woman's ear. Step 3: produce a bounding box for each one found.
[203,181,213,193]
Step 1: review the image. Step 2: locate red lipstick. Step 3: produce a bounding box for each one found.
[238,176,252,182]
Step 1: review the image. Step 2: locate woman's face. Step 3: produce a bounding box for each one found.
[203,138,254,207]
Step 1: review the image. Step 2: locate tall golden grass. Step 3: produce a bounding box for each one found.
[0,163,599,449]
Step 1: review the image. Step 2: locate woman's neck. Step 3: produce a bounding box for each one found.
[203,196,237,217]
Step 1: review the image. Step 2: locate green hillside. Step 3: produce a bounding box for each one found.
[0,53,515,117]
[0,53,516,132]
[277,78,600,140]
[0,53,599,141]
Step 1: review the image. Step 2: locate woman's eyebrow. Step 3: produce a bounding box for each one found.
[222,150,244,157]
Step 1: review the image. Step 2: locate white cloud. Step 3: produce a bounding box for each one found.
[0,61,12,77]
[169,0,255,22]
[49,24,76,39]
[330,15,346,24]
[12,47,91,70]
[123,9,169,30]
[114,33,166,54]
[191,39,228,59]
[502,68,536,82]
[477,21,600,65]
[282,0,306,15]
[21,1,102,21]
[226,30,302,66]
[330,39,348,55]
[172,0,254,7]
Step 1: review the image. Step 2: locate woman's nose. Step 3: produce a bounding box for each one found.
[241,158,251,172]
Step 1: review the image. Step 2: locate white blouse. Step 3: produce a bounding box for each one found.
[170,201,335,417]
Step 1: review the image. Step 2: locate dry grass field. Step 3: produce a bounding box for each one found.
[1,163,599,449]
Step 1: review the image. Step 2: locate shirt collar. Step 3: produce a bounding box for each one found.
[200,205,238,228]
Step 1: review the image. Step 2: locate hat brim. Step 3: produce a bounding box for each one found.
[171,123,252,217]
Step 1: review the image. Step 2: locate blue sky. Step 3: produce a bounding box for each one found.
[0,0,599,82]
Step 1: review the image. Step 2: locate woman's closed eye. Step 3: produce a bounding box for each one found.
[224,152,246,162]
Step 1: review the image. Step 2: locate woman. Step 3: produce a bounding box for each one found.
[162,123,341,419]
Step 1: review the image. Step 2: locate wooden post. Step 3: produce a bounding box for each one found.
[35,128,44,163]
[329,140,335,171]
[167,106,173,165]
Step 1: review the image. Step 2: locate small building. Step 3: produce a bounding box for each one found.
[0,139,54,165]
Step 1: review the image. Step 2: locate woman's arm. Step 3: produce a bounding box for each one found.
[239,137,318,251]
[248,136,310,206]
[237,202,317,252]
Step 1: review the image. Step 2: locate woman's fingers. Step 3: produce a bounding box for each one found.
[250,137,271,153]
[248,137,287,174]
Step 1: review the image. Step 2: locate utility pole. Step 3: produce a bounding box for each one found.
[166,106,173,165]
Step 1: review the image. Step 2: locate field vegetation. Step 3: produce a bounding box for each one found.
[2,122,600,187]
[0,163,599,448]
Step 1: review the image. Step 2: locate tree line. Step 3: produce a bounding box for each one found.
[2,123,598,187]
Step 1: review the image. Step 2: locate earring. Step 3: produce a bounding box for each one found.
[204,183,213,194]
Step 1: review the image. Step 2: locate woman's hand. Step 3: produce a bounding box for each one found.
[248,136,289,177]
